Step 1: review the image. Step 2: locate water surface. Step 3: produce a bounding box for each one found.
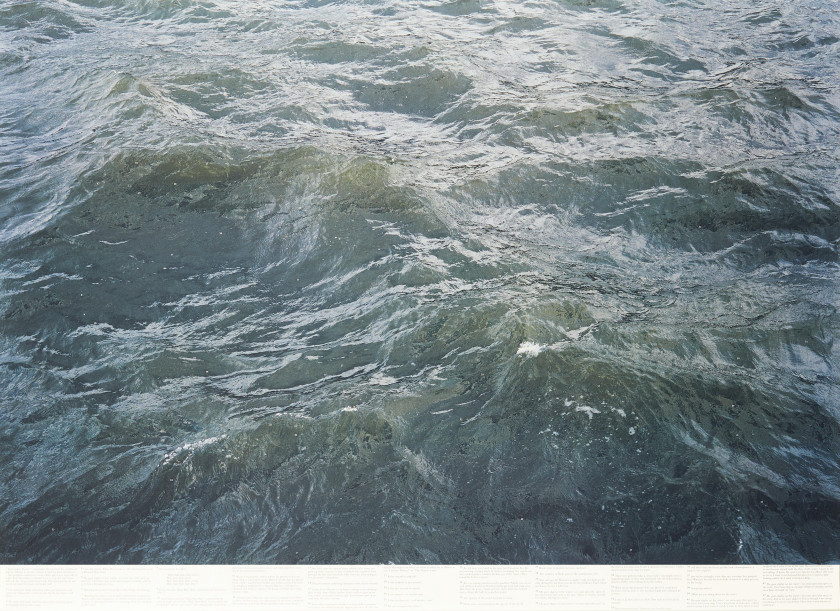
[1,0,839,563]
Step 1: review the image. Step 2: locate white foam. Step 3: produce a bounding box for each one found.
[565,324,594,340]
[516,342,543,357]
[575,405,601,420]
[370,373,398,386]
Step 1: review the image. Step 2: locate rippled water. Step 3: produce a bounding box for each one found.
[1,0,839,564]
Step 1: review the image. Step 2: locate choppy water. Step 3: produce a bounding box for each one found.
[1,0,839,564]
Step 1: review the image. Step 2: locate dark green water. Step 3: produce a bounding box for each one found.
[1,0,839,563]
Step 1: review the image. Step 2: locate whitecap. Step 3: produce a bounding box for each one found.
[370,373,398,386]
[516,341,543,357]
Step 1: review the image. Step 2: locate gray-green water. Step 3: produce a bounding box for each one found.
[1,0,839,564]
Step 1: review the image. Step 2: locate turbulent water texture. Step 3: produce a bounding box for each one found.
[1,0,839,564]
